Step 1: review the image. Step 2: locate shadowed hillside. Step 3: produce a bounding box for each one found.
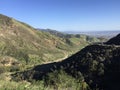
[15,33,120,90]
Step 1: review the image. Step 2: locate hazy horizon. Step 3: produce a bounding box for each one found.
[1,0,120,31]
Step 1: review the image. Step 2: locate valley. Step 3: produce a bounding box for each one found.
[0,14,120,90]
[1,0,120,90]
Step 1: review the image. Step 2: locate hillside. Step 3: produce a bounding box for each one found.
[0,14,72,65]
[16,34,120,90]
[0,14,102,66]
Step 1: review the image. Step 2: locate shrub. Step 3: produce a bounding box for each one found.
[44,70,89,90]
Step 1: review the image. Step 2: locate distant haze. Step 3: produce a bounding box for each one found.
[64,30,120,39]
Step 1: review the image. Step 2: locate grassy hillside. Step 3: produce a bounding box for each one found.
[0,14,70,66]
[0,14,101,67]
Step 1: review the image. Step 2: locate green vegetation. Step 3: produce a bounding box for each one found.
[43,70,89,90]
[0,70,89,90]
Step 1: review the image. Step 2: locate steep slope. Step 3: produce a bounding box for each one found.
[60,44,120,90]
[0,14,74,65]
[17,34,120,90]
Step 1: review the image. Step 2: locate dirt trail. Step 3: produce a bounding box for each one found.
[54,52,68,62]
[43,52,68,64]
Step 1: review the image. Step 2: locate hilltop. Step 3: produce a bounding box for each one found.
[106,34,120,45]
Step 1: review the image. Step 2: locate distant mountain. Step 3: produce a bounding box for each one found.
[64,30,120,39]
[18,33,120,90]
[38,29,67,38]
[39,28,102,45]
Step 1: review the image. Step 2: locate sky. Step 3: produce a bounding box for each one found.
[0,0,120,31]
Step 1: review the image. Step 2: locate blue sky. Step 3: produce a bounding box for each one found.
[0,0,120,31]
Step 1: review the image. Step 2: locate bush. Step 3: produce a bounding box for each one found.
[10,66,20,72]
[0,67,5,74]
[44,70,89,90]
